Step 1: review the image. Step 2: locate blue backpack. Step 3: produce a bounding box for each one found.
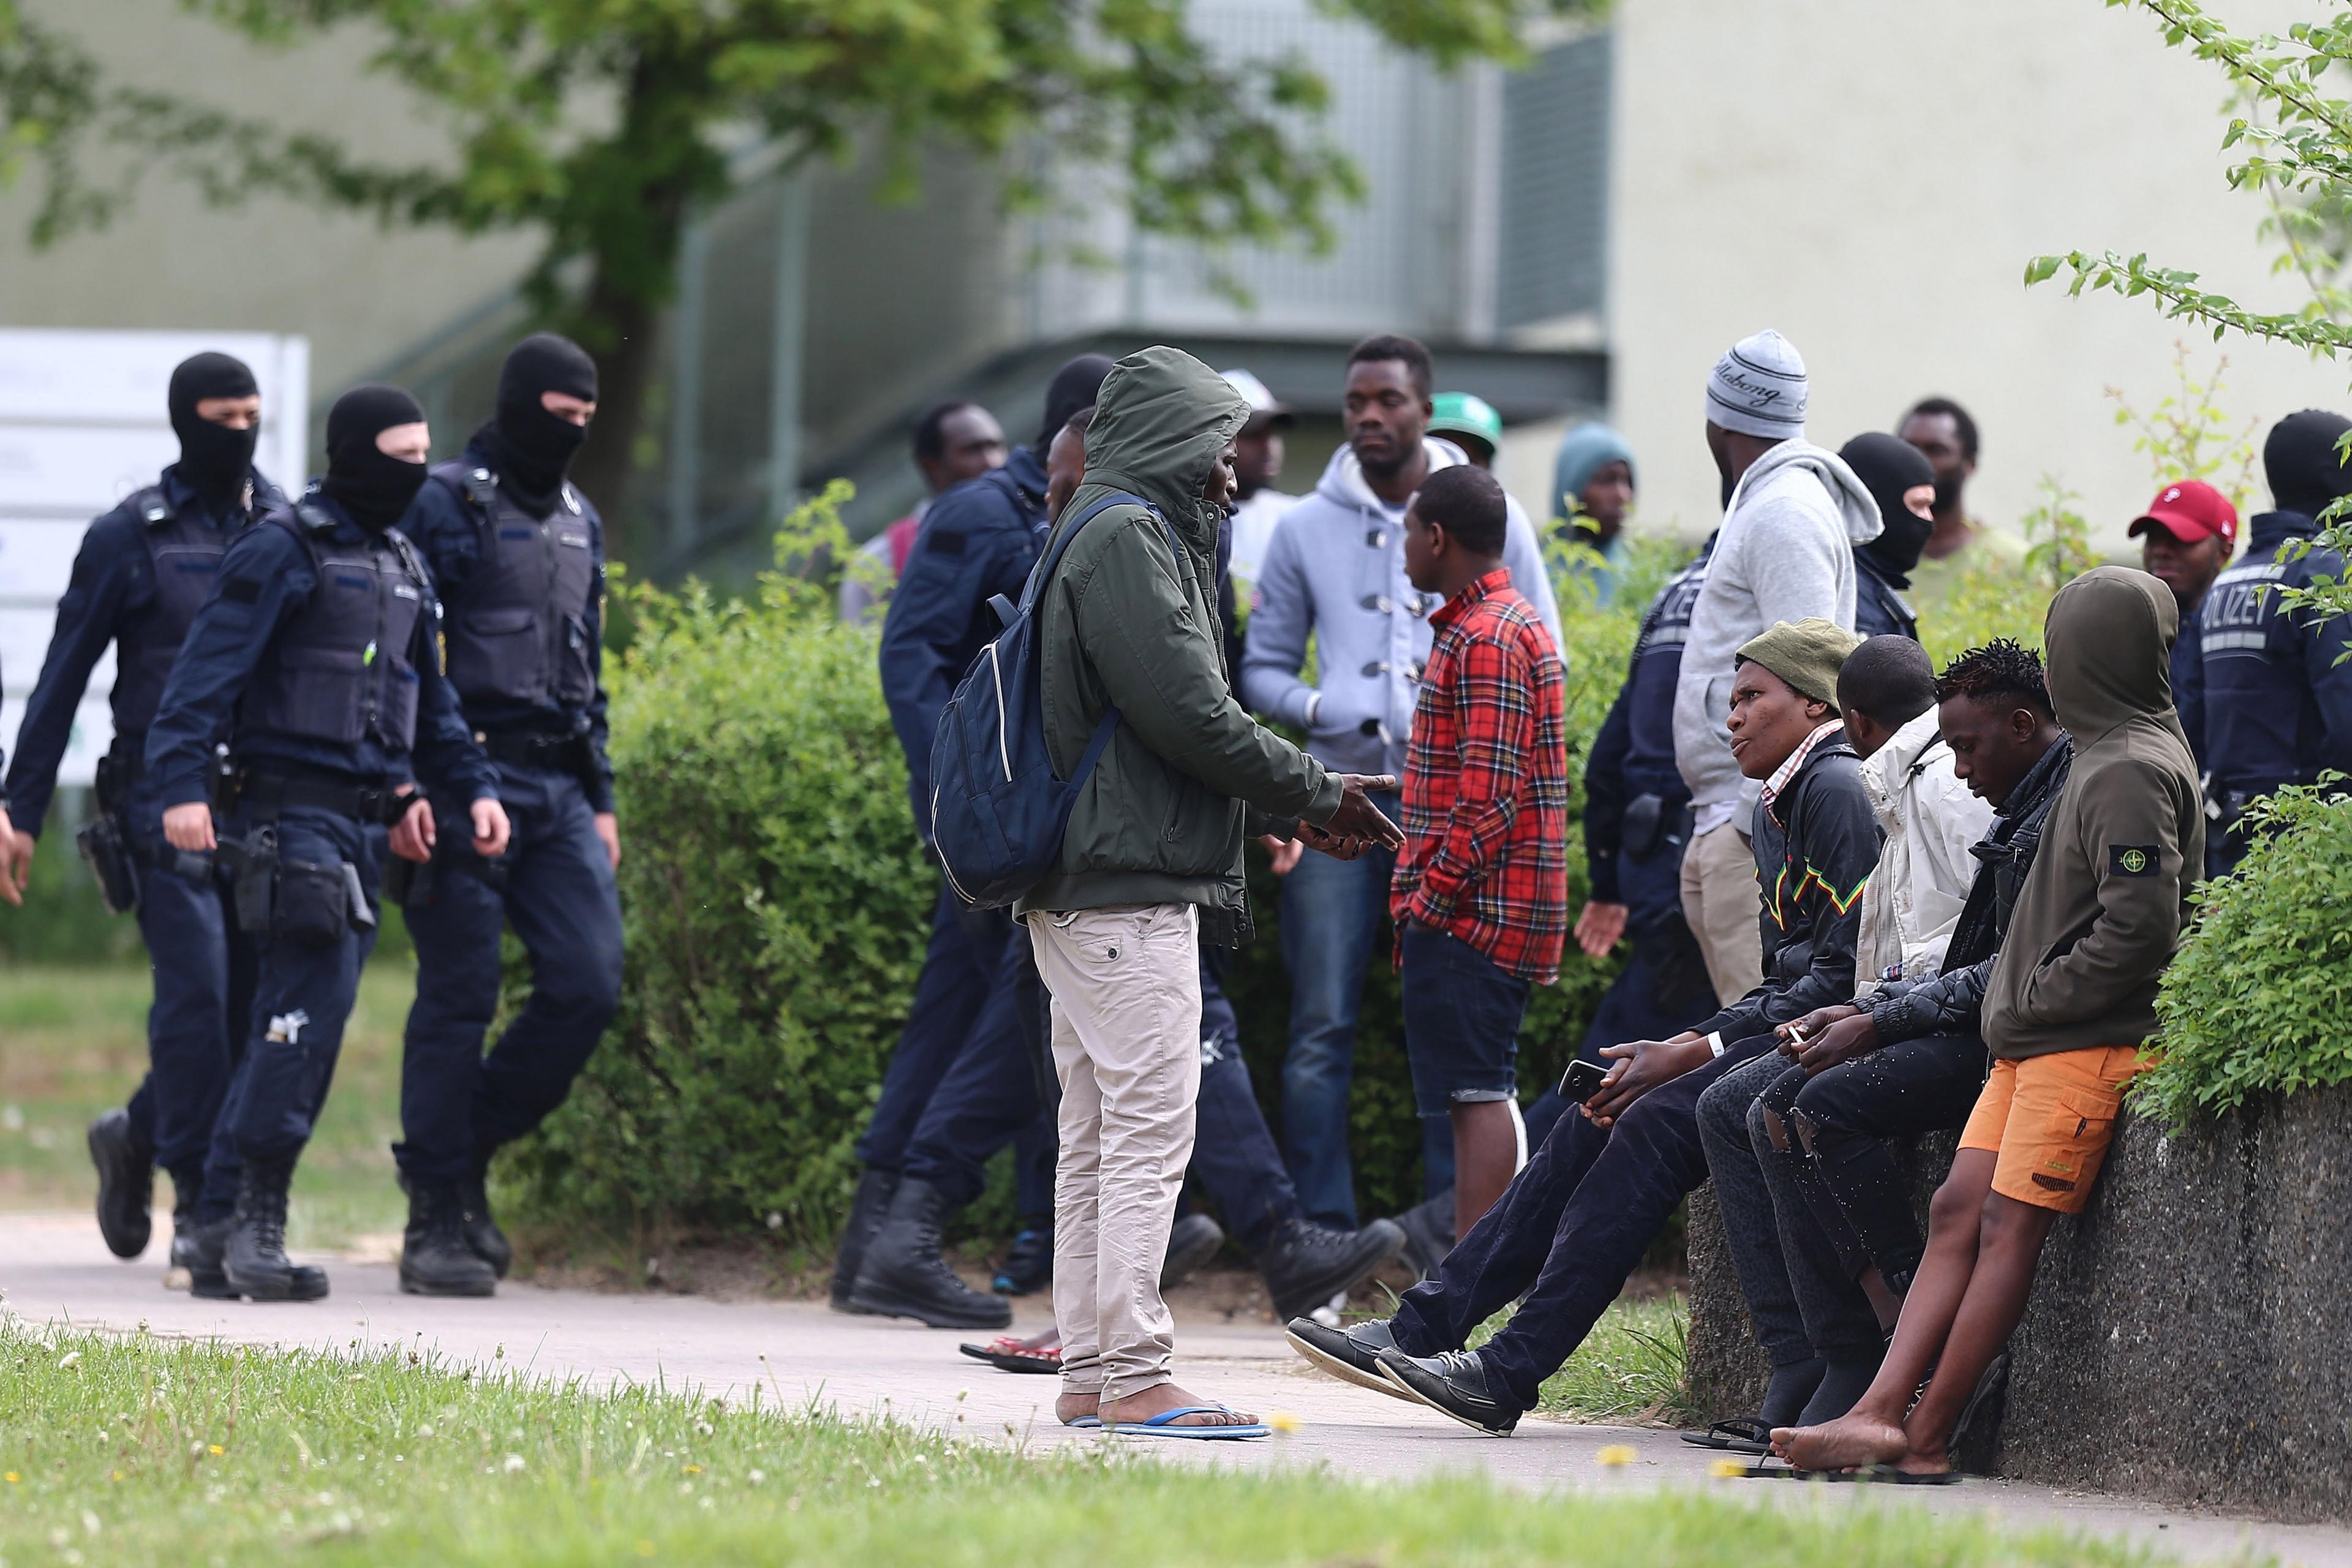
[929,491,1169,910]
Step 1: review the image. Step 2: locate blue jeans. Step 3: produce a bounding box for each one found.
[397,763,624,1183]
[1276,806,1397,1228]
[119,773,257,1200]
[1399,926,1528,1117]
[1392,1033,1776,1412]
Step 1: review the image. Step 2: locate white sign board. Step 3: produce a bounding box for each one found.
[0,329,308,790]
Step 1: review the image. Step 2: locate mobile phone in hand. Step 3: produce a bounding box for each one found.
[1558,1058,1608,1104]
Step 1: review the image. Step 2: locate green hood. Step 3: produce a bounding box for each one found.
[2043,565,2181,745]
[1082,346,1250,559]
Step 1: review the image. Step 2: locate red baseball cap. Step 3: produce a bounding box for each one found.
[2129,480,2238,549]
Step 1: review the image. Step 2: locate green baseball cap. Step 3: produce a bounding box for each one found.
[1430,391,1502,456]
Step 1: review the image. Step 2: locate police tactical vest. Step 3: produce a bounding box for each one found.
[1623,544,1713,793]
[431,463,598,709]
[112,486,242,736]
[244,503,432,753]
[2201,532,2322,793]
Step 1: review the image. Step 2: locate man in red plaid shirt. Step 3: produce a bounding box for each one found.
[1392,465,1569,1242]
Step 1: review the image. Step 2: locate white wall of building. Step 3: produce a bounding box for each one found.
[1608,0,2351,549]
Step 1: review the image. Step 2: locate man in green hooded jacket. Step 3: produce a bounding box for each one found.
[1018,346,1398,1436]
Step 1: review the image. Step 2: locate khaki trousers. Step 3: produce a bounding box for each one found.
[1680,820,1763,1008]
[1027,903,1202,1401]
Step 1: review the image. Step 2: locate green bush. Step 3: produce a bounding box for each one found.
[502,485,935,1251]
[2134,783,2352,1127]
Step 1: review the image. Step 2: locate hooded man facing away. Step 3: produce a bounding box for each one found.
[1780,566,2201,1479]
[1018,347,1400,1439]
[1675,330,1882,1011]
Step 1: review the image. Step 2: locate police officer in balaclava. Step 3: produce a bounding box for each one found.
[145,382,505,1303]
[390,333,624,1296]
[4,352,286,1280]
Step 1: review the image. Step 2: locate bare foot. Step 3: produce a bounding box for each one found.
[1772,1411,1910,1471]
[1055,1390,1100,1427]
[1017,1327,1061,1354]
[1894,1450,1953,1477]
[1101,1381,1256,1431]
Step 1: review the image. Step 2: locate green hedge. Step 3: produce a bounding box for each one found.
[501,533,936,1248]
[2135,783,2352,1126]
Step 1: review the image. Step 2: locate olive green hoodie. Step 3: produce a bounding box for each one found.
[1983,566,2204,1059]
[1016,347,1343,943]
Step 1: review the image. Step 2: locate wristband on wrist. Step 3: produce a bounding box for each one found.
[1706,1031,1726,1058]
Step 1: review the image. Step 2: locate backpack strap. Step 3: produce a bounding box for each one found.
[1019,491,1156,613]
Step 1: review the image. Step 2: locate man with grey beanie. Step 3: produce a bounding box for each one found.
[1672,330,1881,1006]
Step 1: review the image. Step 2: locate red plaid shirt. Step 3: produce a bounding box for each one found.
[1391,569,1570,981]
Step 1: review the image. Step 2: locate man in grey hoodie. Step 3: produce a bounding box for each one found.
[1240,333,1562,1233]
[1673,330,1882,1008]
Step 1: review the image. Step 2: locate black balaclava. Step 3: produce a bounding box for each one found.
[478,333,598,518]
[168,352,260,510]
[1841,431,1937,586]
[2263,408,2352,521]
[1038,354,1115,451]
[320,383,430,534]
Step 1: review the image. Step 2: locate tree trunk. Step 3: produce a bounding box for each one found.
[568,277,665,571]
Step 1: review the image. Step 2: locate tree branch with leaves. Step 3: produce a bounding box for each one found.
[15,0,1601,562]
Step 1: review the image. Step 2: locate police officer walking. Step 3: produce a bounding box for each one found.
[146,384,505,1303]
[4,352,281,1273]
[2199,409,2352,874]
[390,333,624,1297]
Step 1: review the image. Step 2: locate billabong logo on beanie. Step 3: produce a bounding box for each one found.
[1706,328,1809,440]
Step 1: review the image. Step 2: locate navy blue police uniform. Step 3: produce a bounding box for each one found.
[1853,555,1919,641]
[393,448,624,1190]
[7,464,281,1215]
[2199,508,2352,873]
[1525,538,1720,1150]
[145,487,495,1287]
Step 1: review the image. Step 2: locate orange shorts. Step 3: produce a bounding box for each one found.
[1958,1045,2146,1214]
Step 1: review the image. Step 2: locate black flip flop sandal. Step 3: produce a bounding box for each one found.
[1681,1417,1773,1455]
[1735,1461,1960,1485]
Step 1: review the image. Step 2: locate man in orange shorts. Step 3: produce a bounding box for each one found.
[1776,565,2203,1477]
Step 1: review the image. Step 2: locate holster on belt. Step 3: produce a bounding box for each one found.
[217,825,279,935]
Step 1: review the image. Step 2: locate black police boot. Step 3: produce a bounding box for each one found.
[458,1163,513,1280]
[400,1182,499,1297]
[829,1167,900,1314]
[88,1108,154,1259]
[222,1159,330,1302]
[179,1214,238,1300]
[163,1170,205,1289]
[848,1178,1012,1330]
[992,1224,1053,1296]
[1256,1216,1408,1324]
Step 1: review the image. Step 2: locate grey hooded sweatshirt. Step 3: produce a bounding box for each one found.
[1673,439,1882,824]
[1240,438,1562,778]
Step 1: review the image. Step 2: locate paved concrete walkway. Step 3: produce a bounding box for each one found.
[3,1210,2343,1566]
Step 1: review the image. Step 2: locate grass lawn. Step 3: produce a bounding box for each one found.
[0,963,418,1248]
[1512,1294,1691,1423]
[0,1322,2167,1568]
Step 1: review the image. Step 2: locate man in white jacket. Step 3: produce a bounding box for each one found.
[1673,330,1883,1005]
[1842,638,1992,990]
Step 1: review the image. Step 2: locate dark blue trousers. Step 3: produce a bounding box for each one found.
[1189,959,1299,1255]
[899,922,1039,1207]
[1392,1033,1776,1412]
[121,775,257,1200]
[857,881,1010,1174]
[194,804,386,1221]
[398,764,624,1183]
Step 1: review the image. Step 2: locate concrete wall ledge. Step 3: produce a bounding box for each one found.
[1686,1082,2352,1523]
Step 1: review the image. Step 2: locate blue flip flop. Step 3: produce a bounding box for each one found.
[1107,1405,1270,1441]
[1063,1415,1102,1430]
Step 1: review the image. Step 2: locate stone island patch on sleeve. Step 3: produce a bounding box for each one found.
[2107,845,2160,877]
